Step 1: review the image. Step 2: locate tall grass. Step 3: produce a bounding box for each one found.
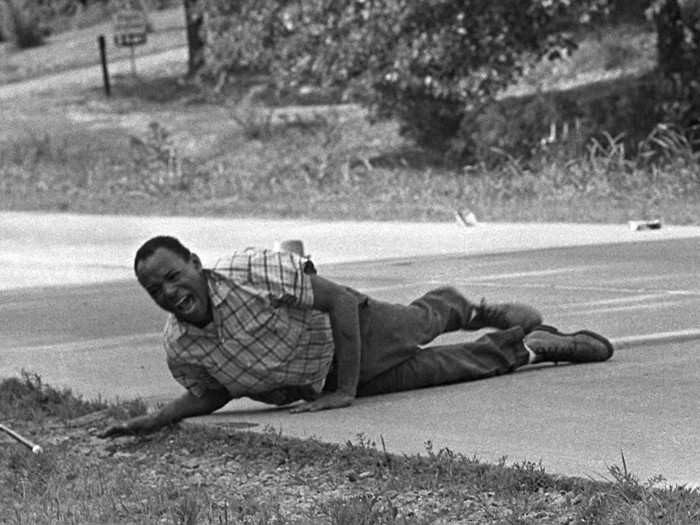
[0,371,106,421]
[2,105,699,223]
[0,371,147,422]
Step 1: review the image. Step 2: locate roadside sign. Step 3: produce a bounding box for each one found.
[113,9,147,47]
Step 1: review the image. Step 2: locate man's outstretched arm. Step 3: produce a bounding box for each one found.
[290,274,361,413]
[99,388,232,438]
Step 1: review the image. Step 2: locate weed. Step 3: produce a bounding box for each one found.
[104,397,149,420]
[0,370,108,422]
[607,450,645,503]
[320,494,432,525]
[125,120,205,196]
[225,85,276,141]
[170,489,205,525]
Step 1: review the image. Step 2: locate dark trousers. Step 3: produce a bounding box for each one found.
[325,287,529,396]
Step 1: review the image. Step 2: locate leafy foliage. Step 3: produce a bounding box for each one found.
[200,0,611,158]
[647,0,700,138]
[0,371,108,420]
[2,0,46,48]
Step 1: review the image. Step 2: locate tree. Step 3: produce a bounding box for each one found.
[2,0,44,49]
[200,1,610,156]
[646,0,700,133]
[183,0,205,76]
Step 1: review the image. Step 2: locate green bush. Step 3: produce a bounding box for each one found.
[199,0,280,86]
[461,72,679,164]
[459,93,573,166]
[2,0,45,48]
[608,0,654,23]
[647,0,700,130]
[201,0,611,160]
[199,0,700,162]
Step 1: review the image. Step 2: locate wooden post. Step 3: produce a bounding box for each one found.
[98,35,111,97]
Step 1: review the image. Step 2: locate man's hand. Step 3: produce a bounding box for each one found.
[289,391,355,413]
[98,389,232,438]
[98,414,162,438]
[309,275,362,407]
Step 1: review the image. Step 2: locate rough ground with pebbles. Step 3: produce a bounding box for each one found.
[1,411,589,524]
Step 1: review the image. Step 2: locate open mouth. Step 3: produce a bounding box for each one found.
[174,294,196,315]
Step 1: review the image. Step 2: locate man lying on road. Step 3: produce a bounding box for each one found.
[100,235,614,437]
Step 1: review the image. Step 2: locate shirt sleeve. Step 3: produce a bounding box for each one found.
[167,358,224,398]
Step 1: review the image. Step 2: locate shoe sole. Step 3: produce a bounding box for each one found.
[532,324,615,360]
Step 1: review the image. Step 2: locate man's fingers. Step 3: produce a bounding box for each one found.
[289,401,326,413]
[290,399,351,413]
[289,403,313,414]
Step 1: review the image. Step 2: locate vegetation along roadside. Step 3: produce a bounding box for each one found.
[2,372,699,524]
[1,2,699,224]
[1,3,700,523]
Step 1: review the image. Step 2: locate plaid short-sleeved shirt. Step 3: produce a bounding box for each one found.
[163,249,334,399]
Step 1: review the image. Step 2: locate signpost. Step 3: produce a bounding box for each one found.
[112,9,148,76]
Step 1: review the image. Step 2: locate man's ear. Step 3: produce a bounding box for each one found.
[191,253,203,270]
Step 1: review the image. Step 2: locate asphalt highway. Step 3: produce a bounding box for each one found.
[1,237,698,486]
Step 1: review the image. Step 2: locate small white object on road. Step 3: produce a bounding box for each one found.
[629,219,662,231]
[455,210,478,227]
[32,445,43,455]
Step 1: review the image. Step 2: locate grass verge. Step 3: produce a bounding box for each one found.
[1,16,698,225]
[1,372,699,524]
[1,75,699,225]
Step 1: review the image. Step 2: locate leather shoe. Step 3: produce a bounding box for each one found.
[525,324,614,364]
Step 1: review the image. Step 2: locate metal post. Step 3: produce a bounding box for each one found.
[98,35,111,97]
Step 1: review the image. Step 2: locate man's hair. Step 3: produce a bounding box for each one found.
[134,236,191,274]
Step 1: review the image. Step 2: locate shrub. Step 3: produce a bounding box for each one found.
[647,0,700,130]
[2,0,45,48]
[459,92,574,166]
[201,0,611,160]
[199,0,281,87]
[462,71,680,164]
[608,0,654,23]
[0,371,107,420]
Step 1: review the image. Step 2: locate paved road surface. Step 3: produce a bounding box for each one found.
[1,238,698,486]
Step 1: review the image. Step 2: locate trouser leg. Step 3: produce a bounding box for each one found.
[356,286,481,382]
[324,286,529,394]
[356,326,529,396]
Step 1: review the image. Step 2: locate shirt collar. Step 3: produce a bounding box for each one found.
[206,269,232,307]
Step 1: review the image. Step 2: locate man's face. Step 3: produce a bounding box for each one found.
[136,247,211,327]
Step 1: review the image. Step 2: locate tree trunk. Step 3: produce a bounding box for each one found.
[653,0,685,77]
[183,0,205,76]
